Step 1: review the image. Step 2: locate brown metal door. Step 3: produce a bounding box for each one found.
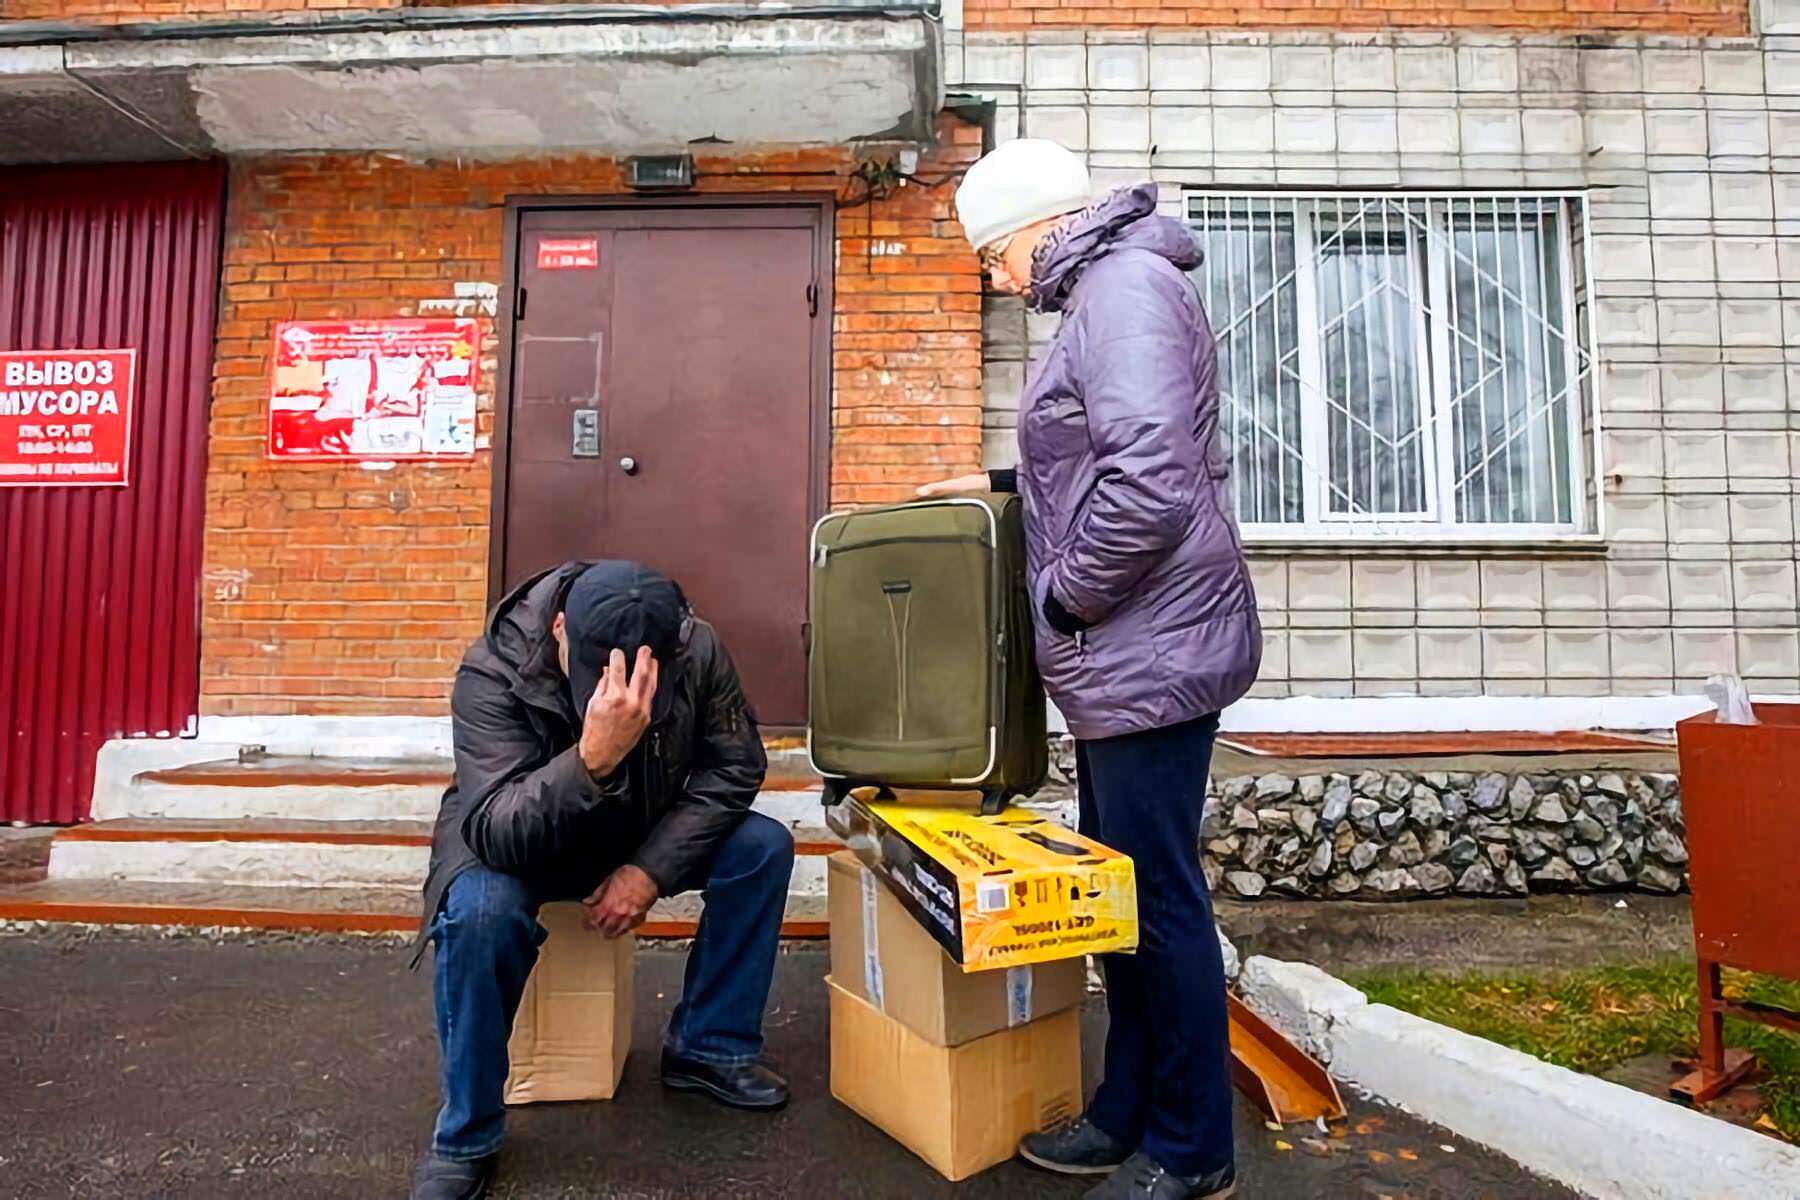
[498,203,826,727]
[0,163,224,823]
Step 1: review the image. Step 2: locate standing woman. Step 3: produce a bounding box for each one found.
[920,139,1260,1199]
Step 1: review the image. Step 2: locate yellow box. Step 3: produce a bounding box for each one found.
[857,800,1137,972]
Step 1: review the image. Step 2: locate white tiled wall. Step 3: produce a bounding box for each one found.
[961,27,1800,698]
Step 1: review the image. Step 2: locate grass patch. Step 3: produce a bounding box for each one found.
[1348,958,1800,1142]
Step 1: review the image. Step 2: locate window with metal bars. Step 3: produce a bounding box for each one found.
[1186,193,1596,541]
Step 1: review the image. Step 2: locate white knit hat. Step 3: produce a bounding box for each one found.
[955,139,1093,252]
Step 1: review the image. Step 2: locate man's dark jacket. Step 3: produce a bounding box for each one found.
[417,561,767,954]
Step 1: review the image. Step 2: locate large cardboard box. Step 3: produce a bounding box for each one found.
[851,799,1138,971]
[827,851,1085,1046]
[504,902,634,1105]
[828,978,1083,1182]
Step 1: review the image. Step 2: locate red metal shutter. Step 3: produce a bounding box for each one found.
[0,162,225,823]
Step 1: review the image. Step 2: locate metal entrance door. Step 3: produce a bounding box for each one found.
[0,163,225,823]
[495,201,829,727]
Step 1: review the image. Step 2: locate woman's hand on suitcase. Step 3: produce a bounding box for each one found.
[582,864,658,938]
[915,473,989,498]
[579,646,657,778]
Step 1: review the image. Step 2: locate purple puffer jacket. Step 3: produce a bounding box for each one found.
[1018,183,1261,740]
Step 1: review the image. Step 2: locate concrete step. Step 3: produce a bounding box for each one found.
[97,747,823,823]
[113,758,451,822]
[0,877,828,938]
[43,816,840,914]
[48,818,434,889]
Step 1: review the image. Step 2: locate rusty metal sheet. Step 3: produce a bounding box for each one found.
[0,162,225,823]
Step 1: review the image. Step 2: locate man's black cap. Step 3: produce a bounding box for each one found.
[562,561,685,724]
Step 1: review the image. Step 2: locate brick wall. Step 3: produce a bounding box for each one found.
[3,0,388,20]
[202,122,981,716]
[962,0,1750,35]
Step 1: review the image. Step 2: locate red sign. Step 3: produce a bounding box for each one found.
[537,237,599,271]
[0,348,136,487]
[268,319,479,461]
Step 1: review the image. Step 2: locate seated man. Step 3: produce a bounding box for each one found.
[411,560,793,1200]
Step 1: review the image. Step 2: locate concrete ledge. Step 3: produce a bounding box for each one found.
[1237,957,1367,1064]
[1238,954,1800,1199]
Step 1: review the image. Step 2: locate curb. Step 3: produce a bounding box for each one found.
[1237,956,1800,1200]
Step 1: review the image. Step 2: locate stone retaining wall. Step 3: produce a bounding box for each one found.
[1039,748,1689,900]
[1199,769,1688,900]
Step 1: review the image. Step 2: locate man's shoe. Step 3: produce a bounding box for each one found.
[1083,1152,1236,1200]
[1018,1115,1134,1175]
[660,1050,790,1110]
[409,1150,496,1200]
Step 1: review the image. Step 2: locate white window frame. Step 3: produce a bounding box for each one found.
[1186,190,1601,546]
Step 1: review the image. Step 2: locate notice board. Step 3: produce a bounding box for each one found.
[268,319,479,460]
[0,348,137,486]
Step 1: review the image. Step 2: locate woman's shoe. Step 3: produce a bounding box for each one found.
[1083,1151,1236,1199]
[1018,1116,1133,1175]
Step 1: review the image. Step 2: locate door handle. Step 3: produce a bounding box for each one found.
[619,455,639,475]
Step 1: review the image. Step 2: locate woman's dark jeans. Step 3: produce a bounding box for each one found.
[1076,712,1233,1178]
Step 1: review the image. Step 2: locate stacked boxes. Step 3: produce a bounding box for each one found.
[826,807,1138,1181]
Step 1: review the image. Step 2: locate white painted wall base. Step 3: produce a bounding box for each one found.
[1238,957,1800,1200]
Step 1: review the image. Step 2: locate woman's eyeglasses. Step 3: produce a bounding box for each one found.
[978,235,1014,276]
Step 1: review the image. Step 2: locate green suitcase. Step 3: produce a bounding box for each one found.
[807,494,1048,815]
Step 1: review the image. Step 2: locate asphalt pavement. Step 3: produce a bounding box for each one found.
[0,927,1577,1198]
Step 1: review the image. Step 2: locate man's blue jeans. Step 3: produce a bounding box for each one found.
[428,812,795,1160]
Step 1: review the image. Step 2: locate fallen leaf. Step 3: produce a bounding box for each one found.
[1368,1150,1392,1164]
[1756,1115,1780,1132]
[1274,1140,1293,1152]
[1398,1149,1419,1162]
[1264,1121,1282,1132]
[1300,1138,1332,1157]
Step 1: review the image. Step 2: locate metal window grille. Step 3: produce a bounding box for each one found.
[1187,193,1596,541]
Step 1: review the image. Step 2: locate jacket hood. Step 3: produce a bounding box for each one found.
[484,562,585,712]
[1029,182,1203,313]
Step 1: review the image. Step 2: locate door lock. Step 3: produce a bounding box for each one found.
[619,455,639,475]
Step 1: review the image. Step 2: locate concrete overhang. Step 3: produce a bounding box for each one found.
[0,2,942,164]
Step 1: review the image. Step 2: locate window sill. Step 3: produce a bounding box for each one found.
[1243,535,1608,558]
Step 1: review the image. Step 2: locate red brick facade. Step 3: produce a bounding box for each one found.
[200,125,982,716]
[3,0,376,19]
[963,0,1749,34]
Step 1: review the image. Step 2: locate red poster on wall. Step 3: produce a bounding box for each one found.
[268,319,480,460]
[0,348,137,487]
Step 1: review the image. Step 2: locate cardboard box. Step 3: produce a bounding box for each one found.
[852,800,1138,972]
[504,902,634,1105]
[827,851,1086,1046]
[828,978,1083,1182]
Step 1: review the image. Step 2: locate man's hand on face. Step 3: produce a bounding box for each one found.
[578,646,657,778]
[581,864,658,938]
